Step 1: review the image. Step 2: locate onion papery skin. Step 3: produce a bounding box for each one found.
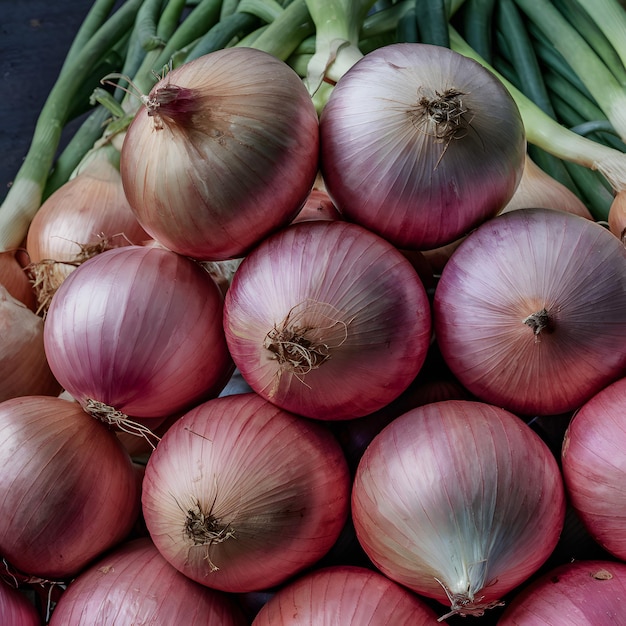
[433,207,626,416]
[121,47,320,261]
[499,560,626,624]
[351,400,566,619]
[223,220,432,420]
[319,43,526,251]
[0,251,36,310]
[141,393,351,592]
[0,579,41,626]
[0,395,139,579]
[0,285,61,402]
[43,245,233,419]
[251,565,441,625]
[26,149,149,311]
[561,376,626,560]
[48,538,247,625]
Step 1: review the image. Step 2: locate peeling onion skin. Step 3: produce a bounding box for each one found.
[121,47,320,261]
[320,43,526,251]
[48,538,247,626]
[351,400,566,620]
[562,376,626,560]
[0,396,139,580]
[223,220,432,420]
[43,245,233,419]
[251,565,441,625]
[142,393,351,593]
[434,207,626,417]
[499,560,626,624]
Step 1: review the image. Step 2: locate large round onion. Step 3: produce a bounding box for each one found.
[142,393,351,592]
[561,376,626,560]
[434,207,626,416]
[223,220,432,420]
[351,400,565,619]
[499,560,626,624]
[48,538,247,625]
[251,565,441,625]
[319,43,526,250]
[121,47,319,261]
[0,395,139,579]
[43,245,233,422]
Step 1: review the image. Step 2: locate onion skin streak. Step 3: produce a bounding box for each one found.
[352,400,565,619]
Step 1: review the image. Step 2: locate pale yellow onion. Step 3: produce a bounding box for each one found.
[26,143,148,313]
[502,154,593,219]
[0,250,36,310]
[0,284,60,402]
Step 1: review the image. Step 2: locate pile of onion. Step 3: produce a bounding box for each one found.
[43,244,233,429]
[120,47,320,261]
[434,207,626,416]
[561,376,626,560]
[320,42,526,250]
[48,537,247,625]
[141,392,351,592]
[223,220,432,420]
[351,400,565,619]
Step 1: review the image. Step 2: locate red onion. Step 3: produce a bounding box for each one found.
[43,245,233,425]
[561,376,626,560]
[142,393,350,592]
[351,400,565,619]
[499,560,626,623]
[0,579,41,626]
[609,189,626,243]
[319,43,526,250]
[0,395,139,579]
[26,144,148,314]
[251,565,441,625]
[434,207,626,416]
[0,285,61,402]
[121,47,319,261]
[0,251,36,311]
[223,220,432,420]
[48,537,247,625]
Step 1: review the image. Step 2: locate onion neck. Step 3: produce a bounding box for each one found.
[523,308,555,336]
[145,84,199,130]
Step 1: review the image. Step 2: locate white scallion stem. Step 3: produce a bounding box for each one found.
[449,27,626,192]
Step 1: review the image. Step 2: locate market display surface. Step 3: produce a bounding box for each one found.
[1,0,626,624]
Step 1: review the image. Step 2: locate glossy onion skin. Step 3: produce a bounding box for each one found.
[43,245,233,419]
[142,393,351,592]
[352,400,565,616]
[499,560,626,624]
[48,538,247,625]
[562,376,626,560]
[121,47,320,261]
[434,208,626,416]
[0,396,139,579]
[251,565,441,625]
[223,220,432,420]
[320,43,526,250]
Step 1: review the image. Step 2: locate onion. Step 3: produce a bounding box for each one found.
[291,174,341,224]
[251,565,441,625]
[0,395,139,579]
[608,189,626,243]
[0,285,61,402]
[0,579,41,626]
[561,376,626,560]
[43,245,233,426]
[223,220,432,420]
[499,560,626,624]
[48,537,247,625]
[434,207,626,416]
[319,43,526,250]
[0,251,36,310]
[351,400,565,620]
[141,393,351,592]
[26,144,149,314]
[120,47,319,261]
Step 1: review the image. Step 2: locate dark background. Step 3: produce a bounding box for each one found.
[0,0,93,201]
